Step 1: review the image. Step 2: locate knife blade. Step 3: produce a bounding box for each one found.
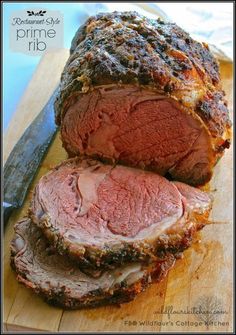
[3,86,59,226]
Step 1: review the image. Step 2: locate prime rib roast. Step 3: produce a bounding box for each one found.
[54,11,231,186]
[11,11,231,309]
[30,157,212,275]
[11,218,175,309]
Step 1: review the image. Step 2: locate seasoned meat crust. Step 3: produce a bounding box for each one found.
[10,218,175,309]
[30,157,212,275]
[55,11,231,137]
[54,11,231,186]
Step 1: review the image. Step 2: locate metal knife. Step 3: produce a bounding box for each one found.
[3,86,59,226]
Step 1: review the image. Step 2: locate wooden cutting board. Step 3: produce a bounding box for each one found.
[3,50,233,333]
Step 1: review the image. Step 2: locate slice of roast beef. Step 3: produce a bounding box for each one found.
[11,218,175,309]
[54,11,231,186]
[30,157,212,273]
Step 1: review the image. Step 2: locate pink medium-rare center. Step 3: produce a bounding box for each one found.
[61,86,213,185]
[32,161,183,241]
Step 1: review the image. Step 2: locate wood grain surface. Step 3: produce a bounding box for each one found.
[3,50,233,333]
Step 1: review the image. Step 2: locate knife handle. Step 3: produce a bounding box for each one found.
[3,204,14,228]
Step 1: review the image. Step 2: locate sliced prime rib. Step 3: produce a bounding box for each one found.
[11,218,175,309]
[30,157,212,274]
[54,11,231,186]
